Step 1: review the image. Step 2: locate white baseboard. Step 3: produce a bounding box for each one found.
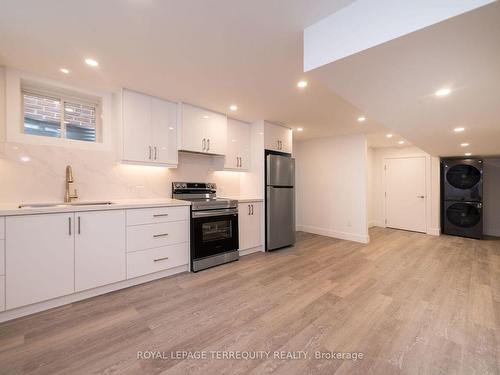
[370,220,386,228]
[239,245,264,256]
[484,227,500,237]
[0,264,188,323]
[296,225,369,244]
[426,227,441,236]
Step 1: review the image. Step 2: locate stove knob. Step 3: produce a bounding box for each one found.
[182,183,187,188]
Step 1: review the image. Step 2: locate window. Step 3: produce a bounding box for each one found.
[22,89,100,142]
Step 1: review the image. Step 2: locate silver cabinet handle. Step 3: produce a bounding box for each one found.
[68,217,72,235]
[78,216,81,234]
[153,233,169,238]
[153,213,169,217]
[207,139,210,151]
[417,195,425,199]
[154,146,158,160]
[154,256,169,262]
[236,156,239,168]
[202,138,206,151]
[149,146,152,160]
[251,204,254,215]
[248,204,251,215]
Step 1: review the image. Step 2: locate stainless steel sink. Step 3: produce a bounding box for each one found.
[19,201,115,209]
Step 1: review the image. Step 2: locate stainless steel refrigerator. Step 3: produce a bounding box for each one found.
[266,154,296,250]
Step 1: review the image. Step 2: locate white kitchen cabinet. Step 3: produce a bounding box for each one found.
[151,97,178,164]
[6,213,75,310]
[264,121,292,153]
[122,89,178,166]
[238,202,262,250]
[225,118,251,170]
[126,221,189,252]
[0,217,4,239]
[126,243,189,279]
[75,210,126,292]
[0,241,4,275]
[126,206,189,226]
[178,103,227,155]
[0,276,4,312]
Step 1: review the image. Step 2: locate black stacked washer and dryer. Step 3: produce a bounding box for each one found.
[441,158,483,239]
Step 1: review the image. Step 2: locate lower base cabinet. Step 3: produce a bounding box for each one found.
[126,243,189,279]
[6,213,75,310]
[238,202,262,250]
[75,210,126,291]
[0,276,5,311]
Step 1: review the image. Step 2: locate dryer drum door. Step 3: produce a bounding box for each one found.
[443,160,482,202]
[443,202,482,239]
[446,164,481,189]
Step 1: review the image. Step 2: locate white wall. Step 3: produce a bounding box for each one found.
[369,146,440,235]
[484,158,500,236]
[0,66,241,204]
[295,133,369,244]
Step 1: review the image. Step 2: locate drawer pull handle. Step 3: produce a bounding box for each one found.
[154,257,169,262]
[153,233,169,238]
[153,213,169,217]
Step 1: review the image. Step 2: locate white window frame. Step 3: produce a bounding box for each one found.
[6,68,112,151]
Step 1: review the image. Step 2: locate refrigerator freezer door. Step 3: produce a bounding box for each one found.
[266,186,295,250]
[267,155,295,187]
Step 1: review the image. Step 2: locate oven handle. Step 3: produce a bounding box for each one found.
[192,208,238,218]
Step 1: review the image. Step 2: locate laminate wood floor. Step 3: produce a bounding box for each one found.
[1,228,500,374]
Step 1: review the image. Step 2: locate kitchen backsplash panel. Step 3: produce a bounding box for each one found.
[0,142,240,204]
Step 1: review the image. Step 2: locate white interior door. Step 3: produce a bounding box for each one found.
[385,156,426,233]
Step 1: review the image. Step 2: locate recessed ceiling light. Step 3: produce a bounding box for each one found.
[465,152,472,156]
[60,68,69,74]
[20,156,31,162]
[357,116,366,122]
[435,88,451,97]
[398,140,405,145]
[297,80,308,88]
[65,108,74,113]
[229,105,238,111]
[202,115,209,119]
[85,58,99,67]
[460,143,469,147]
[297,128,303,132]
[454,127,465,133]
[386,134,393,138]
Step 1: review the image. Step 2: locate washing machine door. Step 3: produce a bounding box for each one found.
[443,202,483,239]
[443,160,482,201]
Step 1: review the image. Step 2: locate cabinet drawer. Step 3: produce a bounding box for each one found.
[127,243,189,279]
[0,241,4,275]
[0,217,4,239]
[126,220,189,252]
[127,206,189,226]
[0,276,4,311]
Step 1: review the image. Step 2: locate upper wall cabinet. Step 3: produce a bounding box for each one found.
[122,89,178,166]
[224,118,251,170]
[178,103,227,155]
[264,121,292,154]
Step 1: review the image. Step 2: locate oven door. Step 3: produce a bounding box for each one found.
[191,208,239,260]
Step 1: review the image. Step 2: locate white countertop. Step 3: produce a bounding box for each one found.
[0,198,191,217]
[221,196,263,203]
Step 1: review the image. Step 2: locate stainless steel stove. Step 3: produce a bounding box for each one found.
[172,182,239,272]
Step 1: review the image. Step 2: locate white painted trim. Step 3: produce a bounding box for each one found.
[0,264,188,323]
[296,224,370,244]
[5,68,113,152]
[426,227,441,236]
[239,245,263,256]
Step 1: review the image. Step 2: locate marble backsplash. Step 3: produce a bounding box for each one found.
[0,142,241,204]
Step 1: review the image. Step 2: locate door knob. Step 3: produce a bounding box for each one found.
[417,195,425,198]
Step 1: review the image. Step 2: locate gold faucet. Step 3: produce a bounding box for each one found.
[64,165,78,203]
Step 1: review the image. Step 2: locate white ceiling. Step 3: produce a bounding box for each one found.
[0,0,389,141]
[309,1,500,156]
